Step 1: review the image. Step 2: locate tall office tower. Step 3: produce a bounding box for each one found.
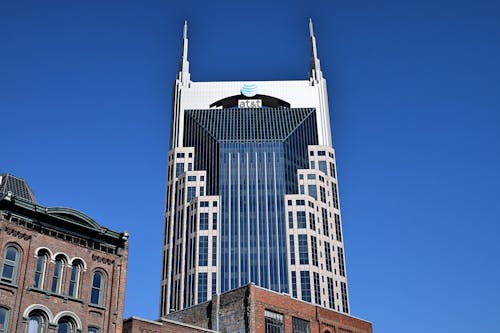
[160,20,350,316]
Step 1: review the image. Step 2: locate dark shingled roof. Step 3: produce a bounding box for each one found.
[0,173,37,204]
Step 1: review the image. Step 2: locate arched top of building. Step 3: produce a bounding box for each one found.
[46,207,103,232]
[209,94,290,109]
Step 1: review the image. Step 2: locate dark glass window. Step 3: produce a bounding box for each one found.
[327,277,335,309]
[296,211,307,228]
[318,161,327,174]
[289,235,295,265]
[338,247,346,277]
[292,317,310,333]
[212,272,217,295]
[68,263,81,298]
[334,214,342,242]
[321,208,329,236]
[200,213,209,230]
[175,163,184,177]
[1,245,19,284]
[319,187,326,203]
[57,317,76,333]
[187,175,196,181]
[90,271,105,305]
[310,236,318,267]
[33,253,46,289]
[329,162,336,179]
[307,184,317,200]
[300,271,311,302]
[313,272,321,305]
[298,235,308,264]
[187,186,196,201]
[332,183,339,209]
[264,310,283,333]
[198,236,208,266]
[291,271,297,297]
[27,313,46,333]
[341,282,349,313]
[307,174,315,180]
[0,307,9,333]
[212,213,218,230]
[51,258,64,293]
[198,273,207,303]
[324,243,332,272]
[308,212,316,231]
[288,211,293,228]
[212,236,217,266]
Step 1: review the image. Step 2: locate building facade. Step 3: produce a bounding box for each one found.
[0,174,129,333]
[160,21,350,316]
[129,284,371,333]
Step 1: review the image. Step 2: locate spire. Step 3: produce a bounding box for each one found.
[309,18,322,82]
[178,20,190,83]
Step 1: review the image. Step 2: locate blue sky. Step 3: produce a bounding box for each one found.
[1,0,499,332]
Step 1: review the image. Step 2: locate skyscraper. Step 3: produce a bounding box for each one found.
[160,20,350,316]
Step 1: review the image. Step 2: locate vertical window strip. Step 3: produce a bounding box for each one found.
[298,235,308,265]
[310,236,318,267]
[313,272,321,305]
[291,271,297,298]
[33,254,46,289]
[327,277,335,309]
[198,273,207,303]
[300,271,311,302]
[212,236,217,266]
[198,236,208,266]
[334,214,342,242]
[289,236,296,265]
[324,243,332,272]
[341,282,349,313]
[338,247,346,277]
[51,258,63,293]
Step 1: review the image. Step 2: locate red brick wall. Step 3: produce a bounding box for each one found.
[123,317,214,333]
[0,216,128,333]
[250,285,372,333]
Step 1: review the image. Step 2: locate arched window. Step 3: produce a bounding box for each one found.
[51,256,65,293]
[0,307,10,333]
[1,245,20,284]
[56,317,76,333]
[90,271,105,306]
[33,251,48,289]
[87,327,100,333]
[27,312,47,333]
[68,261,82,298]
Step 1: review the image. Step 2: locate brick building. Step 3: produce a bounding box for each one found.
[124,284,372,333]
[0,174,129,333]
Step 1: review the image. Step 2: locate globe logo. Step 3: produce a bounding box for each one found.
[241,83,258,97]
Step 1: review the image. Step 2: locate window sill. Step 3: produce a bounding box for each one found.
[27,287,84,303]
[89,303,106,310]
[0,280,18,288]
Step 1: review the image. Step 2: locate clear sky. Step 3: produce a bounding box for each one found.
[1,0,499,332]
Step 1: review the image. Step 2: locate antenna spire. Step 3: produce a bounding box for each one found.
[178,20,190,84]
[309,18,322,82]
